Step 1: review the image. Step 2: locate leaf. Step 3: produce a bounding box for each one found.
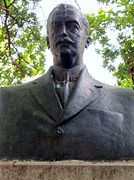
[0,0,47,85]
[85,0,134,87]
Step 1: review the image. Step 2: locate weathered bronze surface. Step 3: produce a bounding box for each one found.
[0,4,134,161]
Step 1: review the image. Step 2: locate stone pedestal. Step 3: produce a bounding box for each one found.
[0,160,134,180]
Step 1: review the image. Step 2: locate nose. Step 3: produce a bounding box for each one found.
[60,25,68,37]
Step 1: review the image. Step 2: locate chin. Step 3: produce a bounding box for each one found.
[61,47,77,57]
[61,59,74,69]
[60,54,76,69]
[60,46,71,54]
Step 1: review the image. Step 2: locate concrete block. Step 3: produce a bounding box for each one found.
[0,160,134,180]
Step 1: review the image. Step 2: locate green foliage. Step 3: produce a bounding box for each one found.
[0,0,47,85]
[86,0,134,88]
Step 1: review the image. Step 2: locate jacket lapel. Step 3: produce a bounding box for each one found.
[30,67,63,121]
[30,66,103,124]
[57,67,103,125]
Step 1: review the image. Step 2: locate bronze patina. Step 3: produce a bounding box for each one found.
[0,4,134,161]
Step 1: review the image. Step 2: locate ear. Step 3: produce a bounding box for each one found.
[46,36,50,49]
[85,37,90,49]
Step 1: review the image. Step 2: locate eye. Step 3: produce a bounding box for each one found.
[53,22,62,31]
[68,23,80,32]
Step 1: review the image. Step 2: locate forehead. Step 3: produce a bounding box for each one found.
[47,6,82,26]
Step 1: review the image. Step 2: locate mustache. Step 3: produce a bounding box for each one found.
[56,37,74,45]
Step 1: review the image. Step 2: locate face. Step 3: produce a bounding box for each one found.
[47,6,89,67]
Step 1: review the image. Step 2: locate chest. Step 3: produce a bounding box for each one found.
[1,106,130,160]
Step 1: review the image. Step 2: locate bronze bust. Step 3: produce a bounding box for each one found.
[0,4,134,161]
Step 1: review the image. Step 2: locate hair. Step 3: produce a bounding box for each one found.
[47,3,90,35]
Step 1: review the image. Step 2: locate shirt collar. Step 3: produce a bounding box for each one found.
[52,64,85,82]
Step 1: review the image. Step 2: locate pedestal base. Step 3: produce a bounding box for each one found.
[0,160,134,180]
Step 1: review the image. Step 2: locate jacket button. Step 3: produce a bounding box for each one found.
[56,127,64,135]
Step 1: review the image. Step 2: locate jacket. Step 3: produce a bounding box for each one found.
[0,66,134,160]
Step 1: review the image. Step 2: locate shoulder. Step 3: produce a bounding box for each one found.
[93,78,134,102]
[103,83,134,97]
[0,72,50,92]
[0,67,53,102]
[0,75,46,100]
[100,83,134,109]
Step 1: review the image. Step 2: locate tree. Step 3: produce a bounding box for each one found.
[0,0,47,85]
[86,0,134,88]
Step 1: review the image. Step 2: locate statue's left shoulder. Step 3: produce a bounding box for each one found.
[114,86,134,99]
[112,86,134,112]
[104,83,134,97]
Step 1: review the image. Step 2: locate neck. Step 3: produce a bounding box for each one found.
[53,54,83,69]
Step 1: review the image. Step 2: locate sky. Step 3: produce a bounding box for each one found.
[37,0,117,85]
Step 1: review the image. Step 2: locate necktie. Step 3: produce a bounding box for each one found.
[53,65,84,107]
[55,71,70,107]
[62,71,69,105]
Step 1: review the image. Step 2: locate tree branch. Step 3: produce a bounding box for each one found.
[74,0,81,11]
[3,1,12,57]
[130,64,134,85]
[11,43,38,70]
[0,4,9,11]
[3,0,7,8]
[8,13,23,27]
[7,0,16,8]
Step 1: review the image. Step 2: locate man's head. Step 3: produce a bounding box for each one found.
[47,4,90,68]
